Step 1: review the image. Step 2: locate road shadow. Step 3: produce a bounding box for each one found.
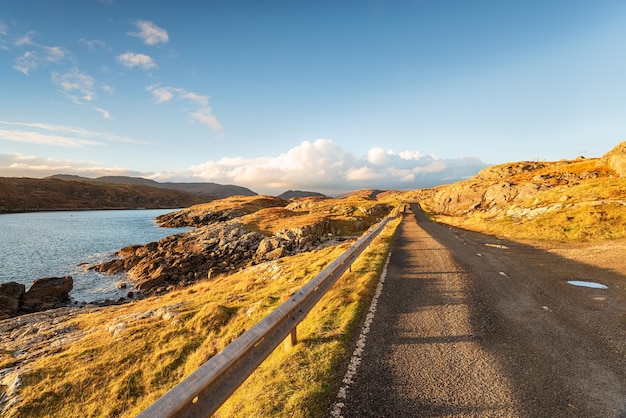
[407,203,626,418]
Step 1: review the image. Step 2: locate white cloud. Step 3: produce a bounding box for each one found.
[366,147,390,165]
[43,46,66,62]
[147,85,181,103]
[14,51,38,74]
[12,32,67,74]
[181,92,209,106]
[51,68,96,102]
[187,139,487,195]
[146,85,221,131]
[94,107,112,119]
[128,20,169,46]
[117,52,156,69]
[190,107,223,131]
[146,85,209,105]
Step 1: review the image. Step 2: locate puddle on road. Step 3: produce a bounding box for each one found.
[567,280,608,289]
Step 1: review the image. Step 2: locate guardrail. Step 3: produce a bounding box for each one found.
[138,205,401,418]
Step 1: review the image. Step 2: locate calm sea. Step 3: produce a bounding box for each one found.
[0,209,191,302]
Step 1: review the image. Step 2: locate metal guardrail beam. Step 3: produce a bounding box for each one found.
[138,208,398,418]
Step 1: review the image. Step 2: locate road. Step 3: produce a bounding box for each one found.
[333,203,626,418]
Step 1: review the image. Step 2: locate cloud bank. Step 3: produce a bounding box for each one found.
[0,138,487,195]
[186,139,486,195]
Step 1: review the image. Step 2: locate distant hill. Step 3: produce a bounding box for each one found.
[277,190,327,199]
[48,175,257,199]
[337,189,389,200]
[0,177,206,213]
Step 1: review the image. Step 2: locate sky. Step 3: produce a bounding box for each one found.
[1,0,626,195]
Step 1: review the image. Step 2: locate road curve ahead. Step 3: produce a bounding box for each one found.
[334,203,626,418]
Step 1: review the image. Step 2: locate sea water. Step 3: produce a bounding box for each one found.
[0,209,191,302]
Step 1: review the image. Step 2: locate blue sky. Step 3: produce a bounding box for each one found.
[1,0,625,195]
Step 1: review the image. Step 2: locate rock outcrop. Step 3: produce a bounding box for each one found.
[91,195,393,294]
[602,141,626,177]
[21,276,73,313]
[427,158,607,216]
[92,219,333,292]
[0,277,73,319]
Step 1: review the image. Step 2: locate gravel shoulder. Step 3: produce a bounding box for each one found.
[337,203,626,417]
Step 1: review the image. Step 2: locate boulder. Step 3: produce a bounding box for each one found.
[21,276,73,312]
[0,281,26,299]
[0,282,26,319]
[602,141,626,177]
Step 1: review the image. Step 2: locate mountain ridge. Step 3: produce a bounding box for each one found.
[47,174,257,199]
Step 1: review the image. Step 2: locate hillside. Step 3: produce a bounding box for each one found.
[277,190,327,199]
[48,175,257,199]
[0,177,206,213]
[418,141,626,242]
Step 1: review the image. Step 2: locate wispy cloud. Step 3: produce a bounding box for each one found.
[94,107,113,120]
[187,139,487,194]
[190,108,223,131]
[0,129,103,147]
[12,32,67,74]
[78,38,110,51]
[146,85,221,131]
[117,52,157,69]
[0,121,145,145]
[128,20,169,46]
[0,153,148,178]
[51,67,96,103]
[14,31,35,46]
[13,51,38,74]
[0,22,9,51]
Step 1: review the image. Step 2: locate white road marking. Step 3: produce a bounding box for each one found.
[330,252,392,418]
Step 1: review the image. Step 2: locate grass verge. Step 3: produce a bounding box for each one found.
[9,215,401,417]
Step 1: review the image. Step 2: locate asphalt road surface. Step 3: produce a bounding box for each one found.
[335,203,626,418]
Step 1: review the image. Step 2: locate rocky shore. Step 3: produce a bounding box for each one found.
[91,196,389,294]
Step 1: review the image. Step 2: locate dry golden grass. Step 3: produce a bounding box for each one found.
[10,213,401,417]
[242,196,394,236]
[187,195,288,214]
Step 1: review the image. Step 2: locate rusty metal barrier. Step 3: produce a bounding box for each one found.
[138,206,400,418]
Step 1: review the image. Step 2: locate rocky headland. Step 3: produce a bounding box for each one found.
[91,195,392,294]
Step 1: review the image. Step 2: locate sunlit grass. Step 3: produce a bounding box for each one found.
[423,172,626,242]
[9,214,401,417]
